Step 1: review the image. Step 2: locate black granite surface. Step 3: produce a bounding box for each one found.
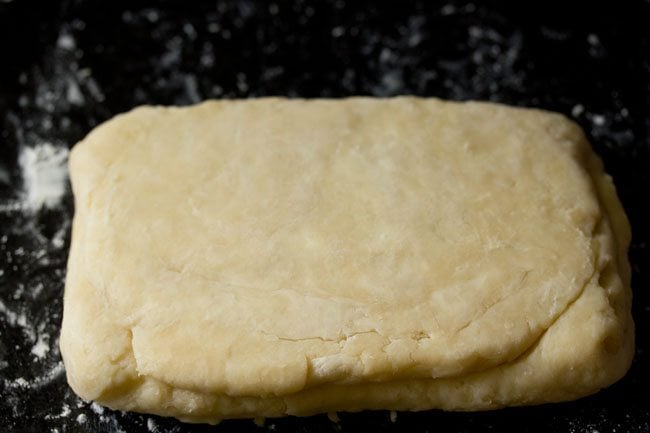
[0,1,649,432]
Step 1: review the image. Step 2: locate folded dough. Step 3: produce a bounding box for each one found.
[60,97,634,424]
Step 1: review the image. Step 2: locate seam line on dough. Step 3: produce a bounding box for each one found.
[259,329,379,343]
[453,270,531,335]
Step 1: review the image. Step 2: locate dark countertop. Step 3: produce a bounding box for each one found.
[1,1,649,432]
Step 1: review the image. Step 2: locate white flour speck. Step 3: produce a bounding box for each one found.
[236,73,249,93]
[76,413,87,424]
[183,22,197,39]
[18,143,69,211]
[51,227,66,248]
[587,33,600,46]
[144,9,160,23]
[46,403,71,419]
[331,26,345,37]
[200,45,215,67]
[571,104,584,117]
[31,333,50,359]
[408,32,422,47]
[122,10,134,23]
[374,70,403,96]
[14,377,29,388]
[390,410,398,423]
[56,33,76,51]
[84,76,105,102]
[379,47,393,63]
[30,361,65,389]
[592,114,606,126]
[0,201,23,212]
[147,418,157,432]
[31,282,45,297]
[12,283,25,299]
[440,4,456,15]
[0,300,28,330]
[91,402,105,415]
[261,66,284,81]
[468,25,483,39]
[183,75,201,103]
[66,78,85,105]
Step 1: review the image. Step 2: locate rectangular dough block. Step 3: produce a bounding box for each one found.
[60,98,634,424]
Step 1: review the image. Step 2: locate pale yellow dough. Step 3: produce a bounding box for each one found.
[60,98,634,424]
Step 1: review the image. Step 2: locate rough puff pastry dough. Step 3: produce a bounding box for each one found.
[60,97,634,424]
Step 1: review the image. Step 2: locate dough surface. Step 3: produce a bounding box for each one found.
[60,97,634,423]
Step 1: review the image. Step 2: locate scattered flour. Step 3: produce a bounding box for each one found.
[31,333,50,359]
[587,33,601,46]
[572,104,585,117]
[440,4,456,15]
[331,26,345,37]
[66,79,85,106]
[91,402,105,415]
[30,361,65,388]
[147,418,158,432]
[591,114,606,126]
[0,299,36,343]
[14,377,29,388]
[57,33,76,51]
[18,143,69,211]
[51,227,67,249]
[3,361,64,391]
[46,404,71,419]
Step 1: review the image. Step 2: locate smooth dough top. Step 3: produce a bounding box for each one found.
[60,97,633,419]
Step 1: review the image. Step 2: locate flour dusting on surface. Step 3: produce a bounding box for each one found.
[18,143,69,212]
[0,299,29,329]
[46,404,71,419]
[91,402,105,415]
[29,361,66,389]
[31,333,51,359]
[0,22,77,431]
[147,418,158,432]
